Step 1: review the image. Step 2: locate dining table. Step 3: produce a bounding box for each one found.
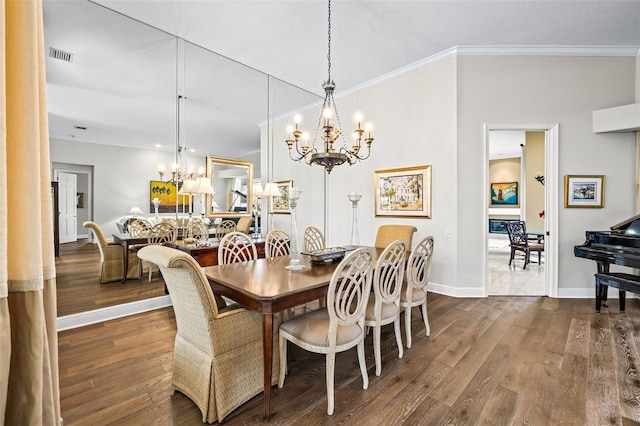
[202,247,380,421]
[112,233,149,282]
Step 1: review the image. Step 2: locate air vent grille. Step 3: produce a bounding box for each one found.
[49,47,74,63]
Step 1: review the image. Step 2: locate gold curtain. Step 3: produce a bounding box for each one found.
[0,0,61,424]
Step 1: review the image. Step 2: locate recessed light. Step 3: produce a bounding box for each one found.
[190,148,195,153]
[155,144,162,148]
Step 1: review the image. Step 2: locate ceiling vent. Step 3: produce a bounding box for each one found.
[49,47,74,63]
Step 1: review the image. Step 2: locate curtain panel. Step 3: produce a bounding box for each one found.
[0,0,61,424]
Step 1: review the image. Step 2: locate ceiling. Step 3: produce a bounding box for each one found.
[43,0,640,158]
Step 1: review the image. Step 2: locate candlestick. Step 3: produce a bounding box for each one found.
[348,193,362,245]
[286,188,305,271]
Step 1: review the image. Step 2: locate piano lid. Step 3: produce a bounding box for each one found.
[611,213,640,235]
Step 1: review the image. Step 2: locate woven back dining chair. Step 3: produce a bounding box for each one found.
[374,224,417,250]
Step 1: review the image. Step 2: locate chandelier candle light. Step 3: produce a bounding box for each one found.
[285,0,374,174]
[285,187,305,271]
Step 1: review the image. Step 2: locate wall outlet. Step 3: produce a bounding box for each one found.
[444,231,452,239]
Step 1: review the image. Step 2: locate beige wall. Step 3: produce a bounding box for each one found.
[524,131,545,231]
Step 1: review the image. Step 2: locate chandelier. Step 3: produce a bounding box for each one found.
[285,0,374,174]
[159,95,195,185]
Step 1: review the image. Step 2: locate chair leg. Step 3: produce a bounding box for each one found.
[421,301,430,336]
[405,305,413,348]
[509,248,515,266]
[393,316,404,359]
[524,250,530,269]
[326,352,336,415]
[278,335,287,388]
[373,325,382,376]
[357,338,369,390]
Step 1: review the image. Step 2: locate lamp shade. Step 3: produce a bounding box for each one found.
[190,177,214,195]
[128,206,143,216]
[263,182,281,197]
[253,183,265,197]
[178,179,197,195]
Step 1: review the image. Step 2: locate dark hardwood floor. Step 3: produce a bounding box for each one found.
[58,291,640,425]
[56,239,166,316]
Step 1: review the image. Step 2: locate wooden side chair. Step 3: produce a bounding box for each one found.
[278,248,374,415]
[214,220,237,240]
[303,226,326,252]
[145,221,176,282]
[364,240,406,376]
[400,235,434,348]
[265,229,290,259]
[505,220,544,269]
[218,231,257,265]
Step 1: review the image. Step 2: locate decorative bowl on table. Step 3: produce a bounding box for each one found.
[302,247,346,263]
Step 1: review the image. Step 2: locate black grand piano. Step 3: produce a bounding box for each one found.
[575,214,640,312]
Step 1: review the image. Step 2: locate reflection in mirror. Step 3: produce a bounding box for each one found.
[206,157,253,218]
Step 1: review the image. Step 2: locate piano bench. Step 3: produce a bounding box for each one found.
[594,272,640,313]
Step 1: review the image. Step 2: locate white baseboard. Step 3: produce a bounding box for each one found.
[57,295,172,331]
[429,282,485,298]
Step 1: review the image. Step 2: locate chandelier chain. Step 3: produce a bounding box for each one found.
[327,0,331,81]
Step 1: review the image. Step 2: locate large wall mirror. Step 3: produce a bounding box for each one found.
[45,0,321,321]
[206,156,253,218]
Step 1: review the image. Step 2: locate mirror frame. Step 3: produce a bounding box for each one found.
[205,156,253,219]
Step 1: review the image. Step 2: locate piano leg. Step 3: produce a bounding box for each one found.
[596,279,603,313]
[597,262,609,308]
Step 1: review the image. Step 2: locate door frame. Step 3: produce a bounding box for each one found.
[483,123,559,297]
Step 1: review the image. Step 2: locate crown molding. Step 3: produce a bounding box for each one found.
[335,45,640,100]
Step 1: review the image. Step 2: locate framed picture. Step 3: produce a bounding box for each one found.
[149,180,191,213]
[271,180,293,214]
[490,182,518,206]
[564,175,605,208]
[374,165,431,218]
[76,192,84,209]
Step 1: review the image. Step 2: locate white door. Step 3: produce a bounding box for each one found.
[58,171,77,244]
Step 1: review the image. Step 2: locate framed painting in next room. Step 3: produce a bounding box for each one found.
[564,175,605,208]
[374,165,431,218]
[149,180,191,213]
[490,182,518,206]
[271,180,292,214]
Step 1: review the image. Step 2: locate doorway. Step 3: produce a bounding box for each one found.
[484,124,559,297]
[53,163,94,245]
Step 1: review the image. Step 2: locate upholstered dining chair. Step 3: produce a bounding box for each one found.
[374,224,417,250]
[218,231,258,265]
[278,247,374,415]
[505,220,544,269]
[136,245,279,423]
[400,236,434,348]
[83,221,142,283]
[364,240,406,376]
[236,216,254,234]
[265,229,290,259]
[303,226,326,253]
[214,220,237,240]
[145,221,176,282]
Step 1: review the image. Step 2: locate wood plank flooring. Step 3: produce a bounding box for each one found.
[56,240,166,316]
[58,293,640,425]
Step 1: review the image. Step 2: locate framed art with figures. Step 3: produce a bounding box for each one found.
[374,165,431,218]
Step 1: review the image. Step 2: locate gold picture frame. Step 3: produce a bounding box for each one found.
[271,180,293,214]
[564,175,605,208]
[374,165,432,218]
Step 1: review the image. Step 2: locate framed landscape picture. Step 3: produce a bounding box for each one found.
[564,175,605,208]
[374,165,431,218]
[271,180,292,214]
[149,180,191,213]
[490,182,518,206]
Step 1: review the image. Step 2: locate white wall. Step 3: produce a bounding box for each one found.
[457,55,637,294]
[50,138,208,238]
[262,53,638,297]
